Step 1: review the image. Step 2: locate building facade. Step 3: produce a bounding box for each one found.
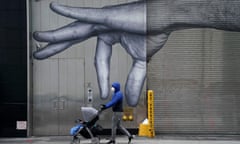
[1,0,240,137]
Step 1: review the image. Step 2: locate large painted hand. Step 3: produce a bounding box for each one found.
[33,0,172,106]
[33,20,169,106]
[34,0,240,106]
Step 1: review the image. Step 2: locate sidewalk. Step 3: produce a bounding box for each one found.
[1,135,240,144]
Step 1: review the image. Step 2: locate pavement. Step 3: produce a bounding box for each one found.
[1,135,240,144]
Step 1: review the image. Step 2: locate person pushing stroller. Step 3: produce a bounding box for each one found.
[101,82,133,144]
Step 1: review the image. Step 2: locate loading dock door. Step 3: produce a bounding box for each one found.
[33,59,84,136]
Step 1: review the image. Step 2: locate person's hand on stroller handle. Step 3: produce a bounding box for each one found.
[100,104,106,111]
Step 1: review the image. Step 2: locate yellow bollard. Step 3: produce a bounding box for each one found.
[138,90,155,138]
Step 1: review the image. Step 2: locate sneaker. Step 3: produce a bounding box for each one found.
[106,140,115,144]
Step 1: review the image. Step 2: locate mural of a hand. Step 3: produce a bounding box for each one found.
[33,20,168,106]
[34,0,240,106]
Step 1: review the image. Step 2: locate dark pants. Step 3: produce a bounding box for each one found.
[111,112,131,141]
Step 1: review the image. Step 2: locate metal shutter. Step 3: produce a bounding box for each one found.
[147,29,240,134]
[147,0,240,135]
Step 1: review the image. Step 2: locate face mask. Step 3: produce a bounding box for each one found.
[111,87,115,92]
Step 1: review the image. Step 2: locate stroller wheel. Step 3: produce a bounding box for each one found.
[71,136,80,144]
[91,137,100,144]
[97,136,101,141]
[70,140,80,144]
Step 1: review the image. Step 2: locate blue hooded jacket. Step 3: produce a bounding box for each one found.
[105,82,123,112]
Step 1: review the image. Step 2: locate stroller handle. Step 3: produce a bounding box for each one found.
[97,107,103,115]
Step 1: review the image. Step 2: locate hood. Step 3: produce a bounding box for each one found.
[112,82,120,92]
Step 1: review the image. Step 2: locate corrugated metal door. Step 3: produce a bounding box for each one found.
[148,29,240,134]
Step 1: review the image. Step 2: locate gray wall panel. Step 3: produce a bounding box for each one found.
[33,59,59,135]
[58,59,85,135]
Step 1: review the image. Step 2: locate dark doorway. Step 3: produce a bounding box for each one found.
[0,0,27,137]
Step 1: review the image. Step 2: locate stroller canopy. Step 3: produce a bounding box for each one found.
[81,107,98,122]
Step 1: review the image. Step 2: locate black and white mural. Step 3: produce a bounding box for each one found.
[33,0,240,108]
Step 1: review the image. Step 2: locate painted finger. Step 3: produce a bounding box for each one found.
[33,21,98,43]
[33,40,78,60]
[94,37,112,99]
[50,1,146,34]
[125,60,146,107]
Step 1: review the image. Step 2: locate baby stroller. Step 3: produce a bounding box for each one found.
[70,107,103,144]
